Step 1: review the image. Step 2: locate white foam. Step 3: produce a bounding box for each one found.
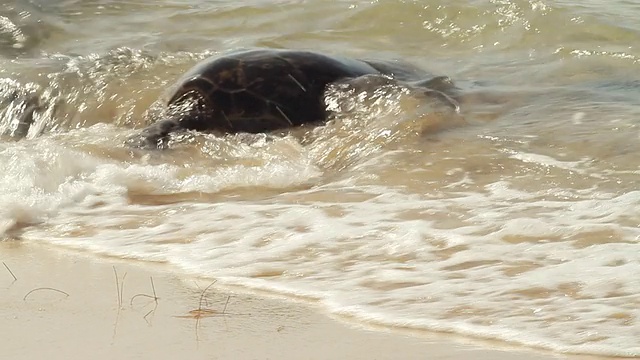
[19,173,640,356]
[3,127,640,357]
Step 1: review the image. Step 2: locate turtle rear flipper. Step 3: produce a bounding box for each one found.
[422,88,460,113]
[332,74,397,92]
[411,76,461,113]
[412,76,457,93]
[335,74,460,113]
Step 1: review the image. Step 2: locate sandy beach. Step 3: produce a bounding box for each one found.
[0,241,620,360]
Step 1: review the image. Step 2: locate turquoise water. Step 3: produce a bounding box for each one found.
[1,0,639,356]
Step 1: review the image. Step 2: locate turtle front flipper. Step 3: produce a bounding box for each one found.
[126,118,181,149]
[13,94,42,139]
[1,91,42,140]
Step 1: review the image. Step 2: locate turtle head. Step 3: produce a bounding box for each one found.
[125,89,213,149]
[165,88,216,131]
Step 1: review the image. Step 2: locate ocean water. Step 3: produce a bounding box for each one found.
[1,0,639,357]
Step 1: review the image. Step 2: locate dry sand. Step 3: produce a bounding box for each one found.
[0,241,619,360]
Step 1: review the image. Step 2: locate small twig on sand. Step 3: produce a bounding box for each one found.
[179,281,236,319]
[113,266,127,308]
[150,276,157,300]
[113,266,120,306]
[176,280,218,343]
[195,280,216,342]
[112,266,127,343]
[198,280,217,311]
[222,295,231,315]
[130,294,156,304]
[193,281,210,307]
[3,262,17,282]
[143,307,156,322]
[132,276,160,324]
[130,276,159,305]
[23,287,69,301]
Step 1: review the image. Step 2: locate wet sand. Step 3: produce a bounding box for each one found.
[0,241,617,360]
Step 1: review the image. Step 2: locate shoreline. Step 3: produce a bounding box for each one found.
[0,241,620,360]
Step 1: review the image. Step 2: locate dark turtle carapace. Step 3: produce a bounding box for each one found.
[131,49,459,148]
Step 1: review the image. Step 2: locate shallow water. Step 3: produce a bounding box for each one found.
[1,0,639,357]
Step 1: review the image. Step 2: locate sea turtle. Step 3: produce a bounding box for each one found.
[129,48,460,148]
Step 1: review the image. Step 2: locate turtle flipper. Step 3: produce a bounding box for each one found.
[332,74,397,92]
[2,92,42,139]
[411,76,460,113]
[412,76,457,93]
[335,74,460,113]
[422,88,460,113]
[126,118,181,149]
[13,94,41,139]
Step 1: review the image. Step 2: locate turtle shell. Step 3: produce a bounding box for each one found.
[166,49,382,133]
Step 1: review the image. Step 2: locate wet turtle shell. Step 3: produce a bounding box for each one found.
[134,48,457,148]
